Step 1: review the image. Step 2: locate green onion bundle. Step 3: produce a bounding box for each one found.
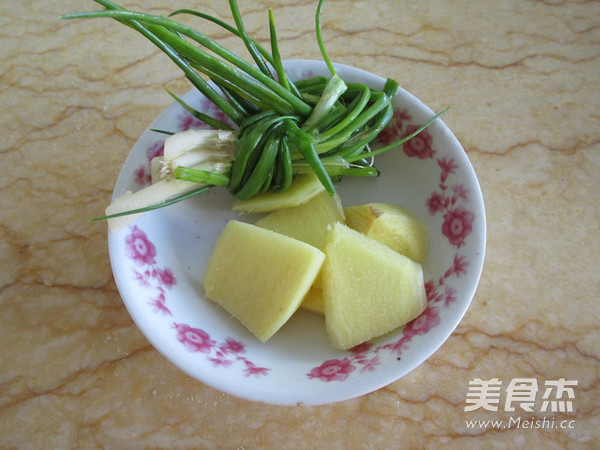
[63,0,444,220]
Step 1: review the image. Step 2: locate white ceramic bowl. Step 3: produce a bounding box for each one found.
[108,60,486,405]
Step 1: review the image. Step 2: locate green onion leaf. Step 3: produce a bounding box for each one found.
[315,0,335,76]
[173,167,230,186]
[346,107,450,162]
[301,74,347,133]
[163,85,233,130]
[284,118,335,195]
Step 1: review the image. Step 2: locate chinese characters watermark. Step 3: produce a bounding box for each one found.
[465,378,578,413]
[463,378,578,431]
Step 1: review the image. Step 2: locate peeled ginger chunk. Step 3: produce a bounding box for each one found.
[255,190,344,295]
[322,222,427,350]
[255,191,345,250]
[300,288,325,316]
[232,173,325,213]
[203,220,325,342]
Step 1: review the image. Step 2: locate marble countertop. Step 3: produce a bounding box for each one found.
[1,0,598,448]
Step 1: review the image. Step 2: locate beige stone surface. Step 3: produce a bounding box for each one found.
[1,0,599,448]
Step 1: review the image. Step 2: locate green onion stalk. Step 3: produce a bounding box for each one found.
[62,0,446,221]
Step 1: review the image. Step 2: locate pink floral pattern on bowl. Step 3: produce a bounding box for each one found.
[125,225,175,315]
[173,323,270,377]
[108,60,485,405]
[123,225,270,377]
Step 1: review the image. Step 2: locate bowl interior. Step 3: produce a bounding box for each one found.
[108,60,485,405]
